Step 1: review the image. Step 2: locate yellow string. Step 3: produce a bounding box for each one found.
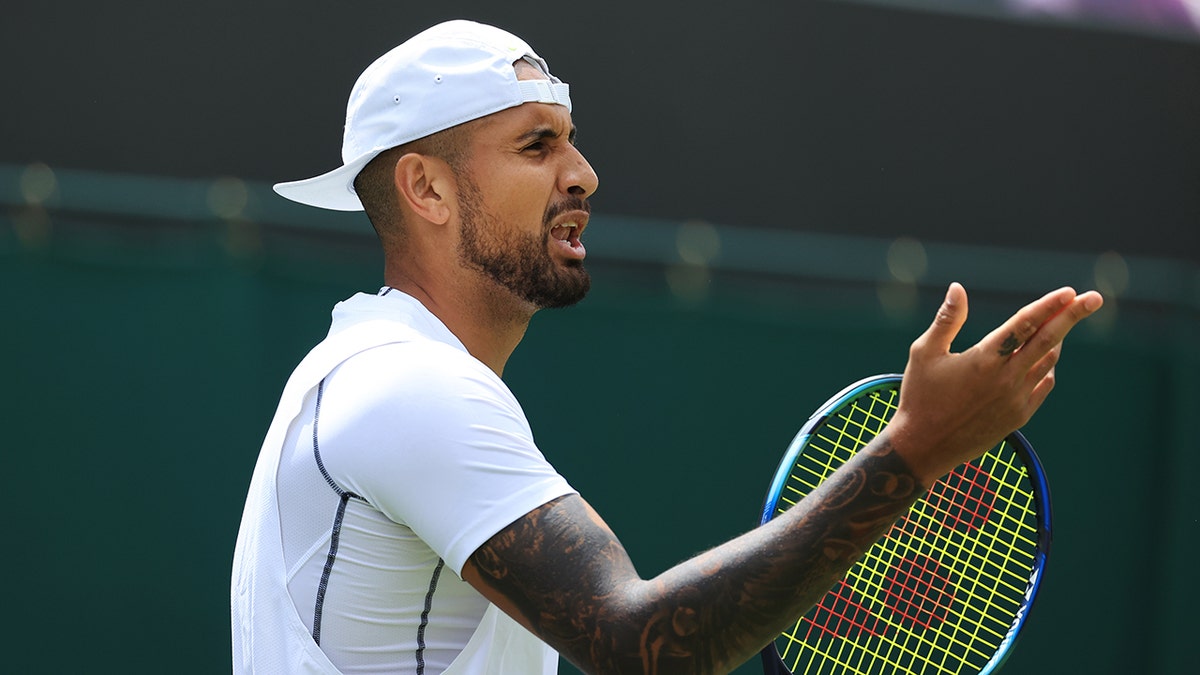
[772,384,1043,674]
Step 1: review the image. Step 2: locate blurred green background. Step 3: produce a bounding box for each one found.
[2,166,1195,673]
[3,0,1197,673]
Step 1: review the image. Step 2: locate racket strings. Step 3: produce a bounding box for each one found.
[785,478,1037,673]
[772,385,1043,674]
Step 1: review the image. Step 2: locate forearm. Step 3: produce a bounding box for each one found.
[466,434,925,675]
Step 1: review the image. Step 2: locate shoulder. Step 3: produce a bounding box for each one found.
[320,337,524,431]
[338,336,504,392]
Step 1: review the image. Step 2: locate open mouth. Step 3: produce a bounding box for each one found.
[548,215,587,259]
[550,221,580,246]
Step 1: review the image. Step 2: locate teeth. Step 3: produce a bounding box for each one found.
[552,222,578,242]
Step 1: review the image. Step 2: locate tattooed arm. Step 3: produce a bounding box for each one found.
[462,284,1102,674]
[463,434,924,674]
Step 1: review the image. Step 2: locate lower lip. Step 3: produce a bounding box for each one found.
[553,236,586,260]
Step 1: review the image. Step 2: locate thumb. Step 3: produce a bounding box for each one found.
[920,282,969,354]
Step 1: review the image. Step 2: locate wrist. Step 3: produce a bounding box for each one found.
[878,418,948,490]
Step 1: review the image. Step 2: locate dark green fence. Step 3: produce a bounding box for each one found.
[3,165,1195,673]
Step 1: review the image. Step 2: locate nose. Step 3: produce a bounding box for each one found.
[561,144,599,199]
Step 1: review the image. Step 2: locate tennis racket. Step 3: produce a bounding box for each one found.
[759,374,1051,675]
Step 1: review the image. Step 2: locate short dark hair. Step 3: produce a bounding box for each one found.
[353,123,471,244]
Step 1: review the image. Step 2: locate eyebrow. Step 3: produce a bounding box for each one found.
[516,124,578,146]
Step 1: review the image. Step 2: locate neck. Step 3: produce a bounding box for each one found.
[384,266,534,378]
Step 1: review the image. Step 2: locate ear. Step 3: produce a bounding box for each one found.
[394,153,454,225]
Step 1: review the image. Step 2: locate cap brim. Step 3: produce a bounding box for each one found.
[272,154,375,212]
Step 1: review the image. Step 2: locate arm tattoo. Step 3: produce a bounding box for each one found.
[468,438,925,674]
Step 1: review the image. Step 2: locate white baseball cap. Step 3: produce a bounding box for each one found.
[273,20,572,211]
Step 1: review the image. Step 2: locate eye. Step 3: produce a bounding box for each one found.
[522,141,547,153]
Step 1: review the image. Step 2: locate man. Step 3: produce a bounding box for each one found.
[231,19,1102,675]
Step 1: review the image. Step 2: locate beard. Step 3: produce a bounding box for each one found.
[456,175,591,310]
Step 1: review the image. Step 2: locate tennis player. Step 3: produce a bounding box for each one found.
[230,19,1102,675]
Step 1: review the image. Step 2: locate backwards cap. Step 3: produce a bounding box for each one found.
[274,20,571,211]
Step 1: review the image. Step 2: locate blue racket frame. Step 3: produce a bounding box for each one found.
[759,374,1052,675]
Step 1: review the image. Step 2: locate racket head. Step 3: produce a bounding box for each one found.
[760,374,1052,675]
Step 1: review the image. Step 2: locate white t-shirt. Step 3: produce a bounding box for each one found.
[232,289,575,674]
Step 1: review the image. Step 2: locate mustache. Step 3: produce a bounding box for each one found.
[543,196,591,225]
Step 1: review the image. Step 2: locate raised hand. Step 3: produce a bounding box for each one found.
[887,282,1103,485]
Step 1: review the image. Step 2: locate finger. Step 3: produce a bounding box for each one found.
[1023,341,1061,412]
[1025,343,1062,389]
[1026,347,1060,414]
[916,282,969,355]
[1011,291,1103,370]
[982,287,1076,360]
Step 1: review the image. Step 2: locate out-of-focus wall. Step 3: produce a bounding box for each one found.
[3,179,1195,672]
[3,1,1197,260]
